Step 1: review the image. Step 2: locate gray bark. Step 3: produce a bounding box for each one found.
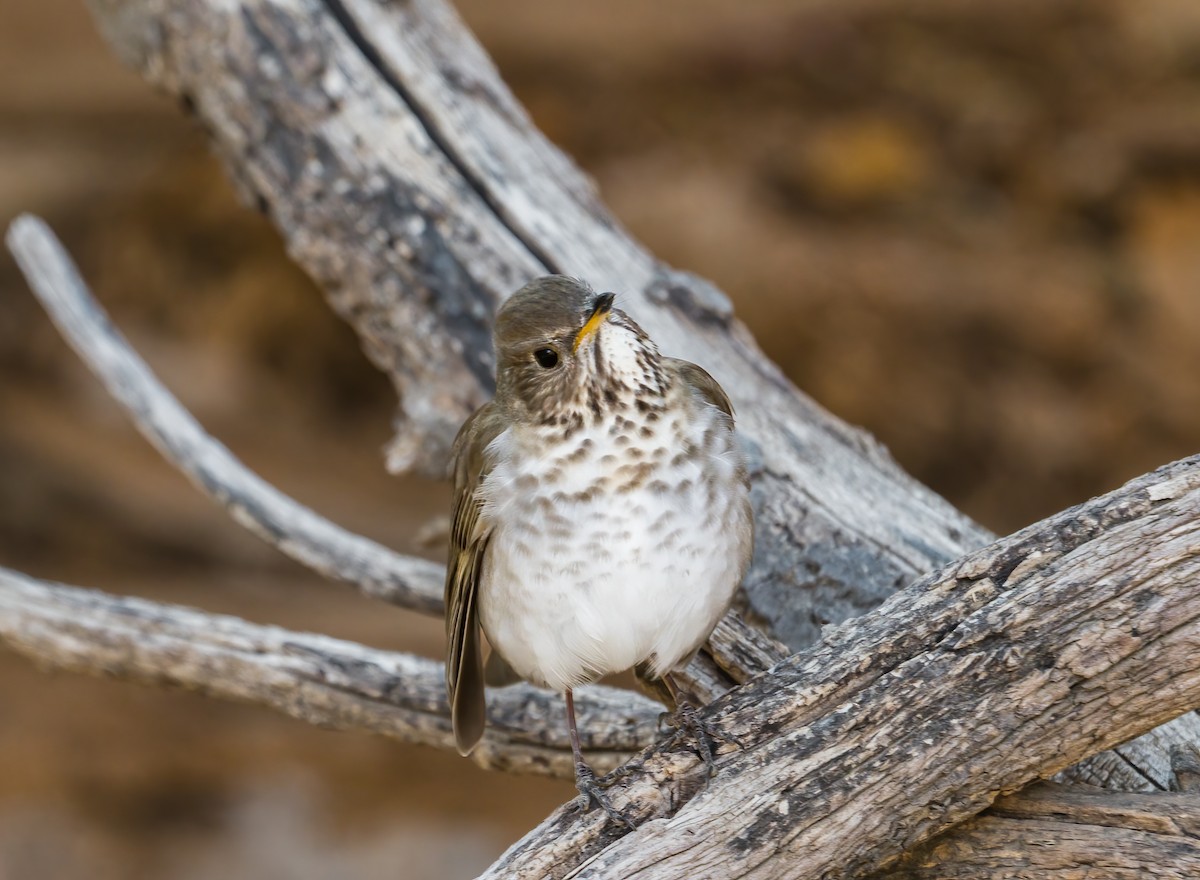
[0,565,658,776]
[479,454,1200,879]
[0,0,1194,877]
[876,783,1200,880]
[78,0,1200,793]
[85,0,987,652]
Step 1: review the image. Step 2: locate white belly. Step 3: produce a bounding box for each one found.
[477,408,749,693]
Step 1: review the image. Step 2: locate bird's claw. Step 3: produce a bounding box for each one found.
[662,703,742,778]
[574,762,636,830]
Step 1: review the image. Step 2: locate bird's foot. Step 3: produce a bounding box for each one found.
[661,703,743,779]
[574,762,636,830]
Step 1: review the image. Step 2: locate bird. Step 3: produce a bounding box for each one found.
[444,275,753,823]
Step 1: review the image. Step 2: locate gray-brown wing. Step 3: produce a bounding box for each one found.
[666,357,735,422]
[444,403,505,756]
[668,356,755,591]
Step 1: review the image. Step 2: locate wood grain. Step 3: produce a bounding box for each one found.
[481,455,1200,879]
[85,0,987,652]
[0,565,660,777]
[878,784,1200,879]
[0,0,1192,876]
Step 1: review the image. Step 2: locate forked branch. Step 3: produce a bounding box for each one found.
[4,214,1195,878]
[2,0,1199,875]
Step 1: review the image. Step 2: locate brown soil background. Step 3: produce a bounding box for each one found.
[2,0,1200,877]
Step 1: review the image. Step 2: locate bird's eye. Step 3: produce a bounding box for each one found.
[533,347,559,369]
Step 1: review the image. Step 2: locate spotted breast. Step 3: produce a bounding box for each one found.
[477,358,752,694]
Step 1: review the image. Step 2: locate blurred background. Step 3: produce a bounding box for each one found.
[2,0,1200,877]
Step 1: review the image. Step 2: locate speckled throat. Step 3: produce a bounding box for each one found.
[536,309,669,441]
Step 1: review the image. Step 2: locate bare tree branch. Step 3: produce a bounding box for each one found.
[876,784,1200,879]
[3,213,787,704]
[1,0,1195,876]
[85,0,990,653]
[78,0,1200,800]
[481,454,1200,879]
[8,209,1197,877]
[0,564,660,776]
[14,534,1196,879]
[5,213,444,615]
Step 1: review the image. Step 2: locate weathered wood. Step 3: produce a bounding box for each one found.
[79,0,1200,796]
[877,784,1200,879]
[3,213,780,705]
[0,0,1188,876]
[1172,744,1200,793]
[5,214,445,615]
[5,556,1200,878]
[8,213,1200,879]
[480,454,1200,879]
[85,0,989,654]
[0,565,659,776]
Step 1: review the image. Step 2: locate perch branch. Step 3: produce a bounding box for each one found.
[10,541,1196,880]
[0,565,660,776]
[481,454,1200,880]
[5,214,444,615]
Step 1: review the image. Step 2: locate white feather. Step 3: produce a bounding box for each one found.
[477,389,749,693]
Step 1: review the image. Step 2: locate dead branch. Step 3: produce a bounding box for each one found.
[481,454,1200,879]
[3,214,783,705]
[85,0,989,653]
[5,214,444,615]
[0,565,659,776]
[78,0,1200,794]
[6,218,1198,877]
[876,783,1200,879]
[0,0,1191,877]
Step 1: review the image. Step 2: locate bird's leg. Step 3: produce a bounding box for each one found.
[565,688,635,829]
[661,673,743,778]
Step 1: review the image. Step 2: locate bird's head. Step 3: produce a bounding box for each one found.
[492,276,663,427]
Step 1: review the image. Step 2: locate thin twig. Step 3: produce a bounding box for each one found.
[0,564,660,776]
[5,214,444,614]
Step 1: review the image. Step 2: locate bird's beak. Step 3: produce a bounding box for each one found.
[573,293,615,353]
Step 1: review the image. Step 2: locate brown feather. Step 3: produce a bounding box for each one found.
[665,357,736,422]
[444,402,506,755]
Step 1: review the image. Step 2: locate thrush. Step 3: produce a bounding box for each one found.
[444,275,753,824]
